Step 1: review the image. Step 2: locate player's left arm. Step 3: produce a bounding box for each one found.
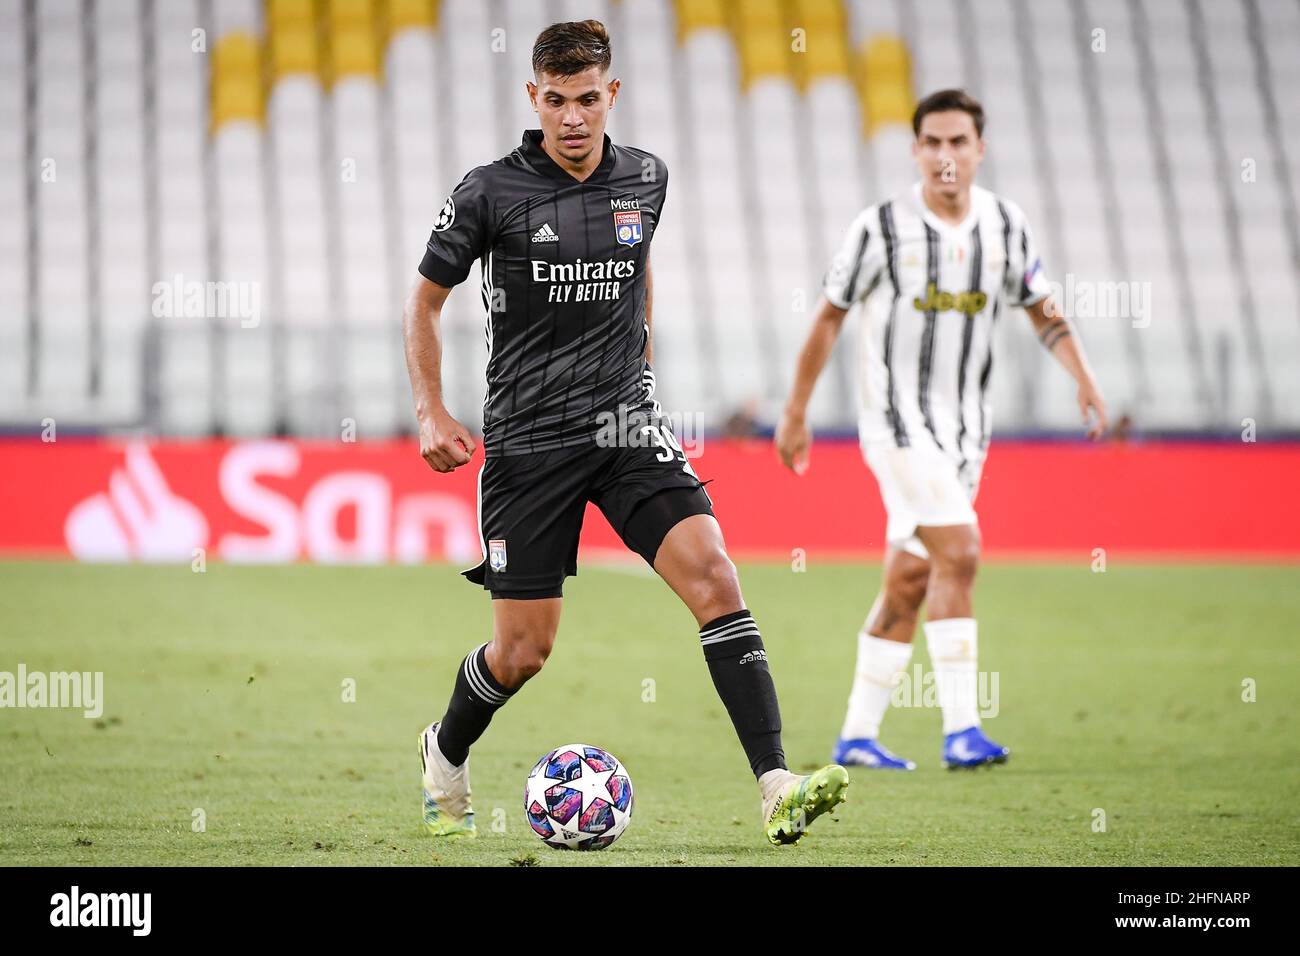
[1024,297,1108,439]
[644,255,654,365]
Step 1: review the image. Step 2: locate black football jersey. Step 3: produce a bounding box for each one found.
[419,129,667,457]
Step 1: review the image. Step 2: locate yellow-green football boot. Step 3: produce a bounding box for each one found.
[761,765,850,846]
[419,722,476,838]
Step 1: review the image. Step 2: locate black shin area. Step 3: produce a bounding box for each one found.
[699,609,787,778]
[437,643,515,766]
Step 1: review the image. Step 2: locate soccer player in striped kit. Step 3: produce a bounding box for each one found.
[777,89,1107,769]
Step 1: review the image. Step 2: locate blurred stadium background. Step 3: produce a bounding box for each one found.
[2,0,1298,438]
[0,0,1297,561]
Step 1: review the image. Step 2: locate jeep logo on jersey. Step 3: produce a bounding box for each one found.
[614,210,642,247]
[912,282,988,316]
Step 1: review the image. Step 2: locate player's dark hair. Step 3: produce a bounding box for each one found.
[912,88,985,138]
[531,19,612,78]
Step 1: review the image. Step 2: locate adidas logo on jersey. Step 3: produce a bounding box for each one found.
[531,223,559,243]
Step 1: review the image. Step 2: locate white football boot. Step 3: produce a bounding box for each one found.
[419,722,476,838]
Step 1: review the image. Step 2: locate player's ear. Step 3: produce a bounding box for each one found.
[607,77,620,109]
[526,80,538,112]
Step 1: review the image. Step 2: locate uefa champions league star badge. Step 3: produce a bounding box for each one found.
[614,209,642,247]
[489,539,507,571]
[433,195,455,232]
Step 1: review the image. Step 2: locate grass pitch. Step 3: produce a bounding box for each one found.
[1,560,1297,867]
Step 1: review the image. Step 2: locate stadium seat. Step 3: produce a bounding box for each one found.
[0,0,1297,438]
[0,0,30,408]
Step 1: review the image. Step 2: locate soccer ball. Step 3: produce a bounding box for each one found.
[523,744,634,850]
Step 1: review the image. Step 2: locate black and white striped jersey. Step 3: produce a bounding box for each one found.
[419,130,666,458]
[823,183,1051,470]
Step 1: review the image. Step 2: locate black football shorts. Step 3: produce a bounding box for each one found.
[462,431,713,600]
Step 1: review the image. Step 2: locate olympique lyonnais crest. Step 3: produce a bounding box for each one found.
[614,209,642,247]
[489,539,507,571]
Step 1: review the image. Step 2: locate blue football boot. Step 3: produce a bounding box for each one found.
[942,726,1010,769]
[832,737,916,770]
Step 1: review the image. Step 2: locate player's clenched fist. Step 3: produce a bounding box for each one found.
[419,410,476,472]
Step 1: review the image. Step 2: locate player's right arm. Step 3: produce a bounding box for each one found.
[776,206,881,474]
[776,296,849,474]
[1001,201,1108,440]
[402,276,476,473]
[404,170,491,472]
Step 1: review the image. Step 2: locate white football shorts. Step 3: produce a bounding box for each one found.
[861,442,982,561]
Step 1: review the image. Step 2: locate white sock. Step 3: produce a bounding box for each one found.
[924,617,981,735]
[758,767,797,803]
[431,726,467,775]
[840,629,914,740]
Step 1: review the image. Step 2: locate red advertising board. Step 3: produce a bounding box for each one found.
[0,438,1295,561]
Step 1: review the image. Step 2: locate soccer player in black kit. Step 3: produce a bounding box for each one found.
[403,20,847,847]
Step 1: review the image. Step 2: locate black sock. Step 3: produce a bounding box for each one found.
[700,609,787,779]
[436,643,515,766]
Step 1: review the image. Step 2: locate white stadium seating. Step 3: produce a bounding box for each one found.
[0,0,1296,437]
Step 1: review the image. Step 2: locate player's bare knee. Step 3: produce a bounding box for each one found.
[897,569,931,610]
[692,550,742,617]
[488,620,555,685]
[899,585,927,617]
[510,646,550,684]
[711,551,742,597]
[885,561,927,609]
[493,637,551,687]
[934,540,980,586]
